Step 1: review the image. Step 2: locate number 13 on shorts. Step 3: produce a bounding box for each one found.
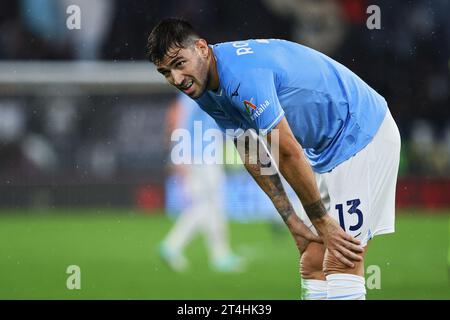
[335,199,364,235]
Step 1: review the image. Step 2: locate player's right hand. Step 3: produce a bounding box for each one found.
[314,215,364,268]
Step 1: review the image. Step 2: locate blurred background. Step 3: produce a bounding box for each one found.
[0,0,449,299]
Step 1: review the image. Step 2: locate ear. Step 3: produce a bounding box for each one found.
[194,39,209,58]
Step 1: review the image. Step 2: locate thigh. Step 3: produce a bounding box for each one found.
[298,150,372,245]
[325,111,401,245]
[323,147,373,246]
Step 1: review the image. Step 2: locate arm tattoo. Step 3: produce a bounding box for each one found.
[234,137,295,222]
[303,200,327,221]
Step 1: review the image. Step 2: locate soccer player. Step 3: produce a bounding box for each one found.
[160,93,244,273]
[147,18,401,300]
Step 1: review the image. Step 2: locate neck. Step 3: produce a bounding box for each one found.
[206,47,220,92]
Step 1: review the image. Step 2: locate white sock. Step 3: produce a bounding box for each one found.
[301,279,328,300]
[326,274,366,300]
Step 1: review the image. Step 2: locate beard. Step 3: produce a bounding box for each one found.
[195,73,210,98]
[190,59,210,99]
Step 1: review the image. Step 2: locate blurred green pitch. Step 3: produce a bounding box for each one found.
[0,209,448,300]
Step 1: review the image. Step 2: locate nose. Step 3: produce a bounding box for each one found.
[171,70,184,86]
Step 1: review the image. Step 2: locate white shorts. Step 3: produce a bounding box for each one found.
[299,109,401,246]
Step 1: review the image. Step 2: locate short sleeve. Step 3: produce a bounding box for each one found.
[231,68,285,135]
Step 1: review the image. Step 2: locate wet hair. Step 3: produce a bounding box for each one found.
[147,18,200,64]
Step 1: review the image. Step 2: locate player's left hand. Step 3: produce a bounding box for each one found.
[314,215,364,268]
[286,215,323,253]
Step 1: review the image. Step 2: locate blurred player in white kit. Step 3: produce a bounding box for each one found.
[159,93,244,273]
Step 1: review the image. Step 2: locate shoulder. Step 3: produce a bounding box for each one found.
[213,39,280,72]
[214,39,291,86]
[212,38,290,57]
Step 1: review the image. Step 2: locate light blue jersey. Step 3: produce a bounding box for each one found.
[194,39,387,173]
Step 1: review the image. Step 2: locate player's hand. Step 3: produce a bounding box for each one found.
[286,215,323,253]
[314,214,363,268]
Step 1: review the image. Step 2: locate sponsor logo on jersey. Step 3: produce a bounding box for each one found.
[243,99,257,115]
[243,98,270,121]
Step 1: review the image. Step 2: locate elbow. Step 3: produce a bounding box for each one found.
[278,145,302,164]
[276,144,306,178]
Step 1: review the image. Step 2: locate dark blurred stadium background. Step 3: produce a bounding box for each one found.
[0,0,449,299]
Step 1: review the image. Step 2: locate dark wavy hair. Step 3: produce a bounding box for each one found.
[147,18,200,64]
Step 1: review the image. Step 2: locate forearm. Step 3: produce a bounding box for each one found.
[277,148,331,233]
[255,118,362,262]
[244,162,297,223]
[234,138,296,224]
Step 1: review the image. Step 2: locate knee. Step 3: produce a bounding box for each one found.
[323,248,366,277]
[300,242,326,280]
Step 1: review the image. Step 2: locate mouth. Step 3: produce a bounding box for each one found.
[179,79,194,94]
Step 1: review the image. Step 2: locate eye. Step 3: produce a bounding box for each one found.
[175,61,185,68]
